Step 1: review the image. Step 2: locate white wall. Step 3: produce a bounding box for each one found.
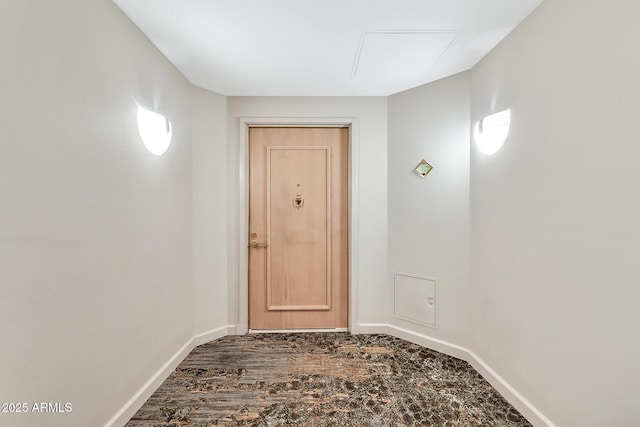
[192,88,229,335]
[226,97,389,329]
[0,1,220,425]
[388,72,471,347]
[470,0,640,425]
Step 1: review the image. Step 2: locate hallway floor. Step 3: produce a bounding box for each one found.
[126,333,531,426]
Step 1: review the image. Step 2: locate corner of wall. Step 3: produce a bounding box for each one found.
[191,87,230,337]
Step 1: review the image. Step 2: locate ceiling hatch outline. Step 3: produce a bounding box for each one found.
[350,30,463,79]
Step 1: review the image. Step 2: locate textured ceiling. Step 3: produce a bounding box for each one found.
[113,0,543,96]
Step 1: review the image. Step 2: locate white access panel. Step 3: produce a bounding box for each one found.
[393,272,437,327]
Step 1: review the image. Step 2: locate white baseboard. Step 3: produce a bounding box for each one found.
[357,324,468,360]
[192,325,236,347]
[467,350,556,427]
[385,324,470,361]
[106,325,234,427]
[355,323,390,335]
[358,323,555,427]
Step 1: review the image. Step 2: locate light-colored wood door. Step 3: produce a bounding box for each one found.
[249,127,348,329]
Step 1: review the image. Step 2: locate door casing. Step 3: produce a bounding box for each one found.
[237,117,360,334]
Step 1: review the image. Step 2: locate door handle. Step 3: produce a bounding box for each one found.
[249,232,268,249]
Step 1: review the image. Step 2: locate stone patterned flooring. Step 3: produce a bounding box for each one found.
[126,333,532,426]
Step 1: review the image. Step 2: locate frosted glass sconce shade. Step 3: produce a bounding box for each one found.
[474,109,510,155]
[137,106,172,155]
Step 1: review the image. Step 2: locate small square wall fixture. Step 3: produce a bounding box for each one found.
[414,159,433,178]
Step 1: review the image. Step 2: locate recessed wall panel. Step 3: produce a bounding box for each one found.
[393,272,437,327]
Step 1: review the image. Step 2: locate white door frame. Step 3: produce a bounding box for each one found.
[237,117,360,334]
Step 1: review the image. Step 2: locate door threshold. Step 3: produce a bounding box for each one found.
[248,328,349,334]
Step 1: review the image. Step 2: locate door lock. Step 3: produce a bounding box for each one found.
[293,195,304,208]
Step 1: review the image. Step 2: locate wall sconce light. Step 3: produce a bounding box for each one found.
[474,109,510,155]
[137,106,172,155]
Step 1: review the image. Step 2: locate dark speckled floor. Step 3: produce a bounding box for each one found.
[126,333,531,426]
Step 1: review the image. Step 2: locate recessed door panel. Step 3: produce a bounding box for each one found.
[267,146,331,310]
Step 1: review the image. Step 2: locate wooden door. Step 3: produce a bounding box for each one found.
[249,127,348,329]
